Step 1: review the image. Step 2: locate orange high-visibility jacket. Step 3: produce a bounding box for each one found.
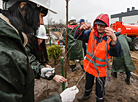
[83,30,111,77]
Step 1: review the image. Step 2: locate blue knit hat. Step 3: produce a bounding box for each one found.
[79,19,85,23]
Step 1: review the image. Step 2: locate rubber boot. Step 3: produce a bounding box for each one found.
[96,98,104,102]
[77,92,90,101]
[111,72,117,78]
[70,65,75,72]
[125,75,130,85]
[75,63,82,69]
[97,100,104,102]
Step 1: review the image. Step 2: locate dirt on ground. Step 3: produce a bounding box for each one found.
[34,32,138,102]
[131,51,138,75]
[34,51,138,102]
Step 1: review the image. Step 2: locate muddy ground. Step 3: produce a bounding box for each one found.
[34,32,138,102]
[35,52,138,102]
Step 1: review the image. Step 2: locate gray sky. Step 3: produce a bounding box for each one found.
[1,0,138,24]
[48,0,138,24]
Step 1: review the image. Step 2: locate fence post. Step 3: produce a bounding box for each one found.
[61,57,65,91]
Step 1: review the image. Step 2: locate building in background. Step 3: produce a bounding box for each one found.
[111,7,138,25]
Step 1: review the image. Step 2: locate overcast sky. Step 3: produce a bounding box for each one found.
[48,0,138,24]
[1,0,138,24]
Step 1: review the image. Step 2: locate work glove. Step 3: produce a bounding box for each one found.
[60,85,79,102]
[41,68,55,80]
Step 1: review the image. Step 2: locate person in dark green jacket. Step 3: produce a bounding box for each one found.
[0,0,62,102]
[63,16,84,72]
[111,34,136,84]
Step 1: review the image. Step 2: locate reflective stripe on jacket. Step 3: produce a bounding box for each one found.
[83,30,111,77]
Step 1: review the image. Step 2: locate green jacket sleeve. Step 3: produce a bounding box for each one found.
[124,35,132,43]
[0,39,34,102]
[40,93,62,102]
[0,16,34,102]
[66,27,84,60]
[25,43,45,79]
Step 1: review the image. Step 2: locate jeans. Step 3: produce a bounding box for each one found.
[85,72,106,102]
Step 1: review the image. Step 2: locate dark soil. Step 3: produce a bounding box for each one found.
[35,51,138,102]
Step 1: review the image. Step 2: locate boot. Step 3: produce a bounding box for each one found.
[96,98,104,102]
[111,72,117,78]
[97,100,104,102]
[125,75,130,85]
[75,62,82,69]
[70,65,76,72]
[81,65,85,72]
[77,93,90,101]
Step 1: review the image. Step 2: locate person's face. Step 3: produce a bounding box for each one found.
[37,38,43,45]
[80,22,85,25]
[97,24,106,33]
[39,13,45,26]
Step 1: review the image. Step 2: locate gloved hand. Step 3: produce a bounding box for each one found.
[41,68,55,80]
[60,85,79,102]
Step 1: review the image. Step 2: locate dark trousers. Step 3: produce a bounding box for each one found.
[126,71,131,77]
[82,42,86,56]
[85,72,106,102]
[113,71,131,77]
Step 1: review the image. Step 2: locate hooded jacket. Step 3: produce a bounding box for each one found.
[0,14,34,102]
[93,14,109,38]
[74,13,123,77]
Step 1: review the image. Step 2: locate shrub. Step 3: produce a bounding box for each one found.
[47,45,63,64]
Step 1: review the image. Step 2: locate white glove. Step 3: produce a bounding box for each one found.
[60,85,79,102]
[41,68,55,80]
